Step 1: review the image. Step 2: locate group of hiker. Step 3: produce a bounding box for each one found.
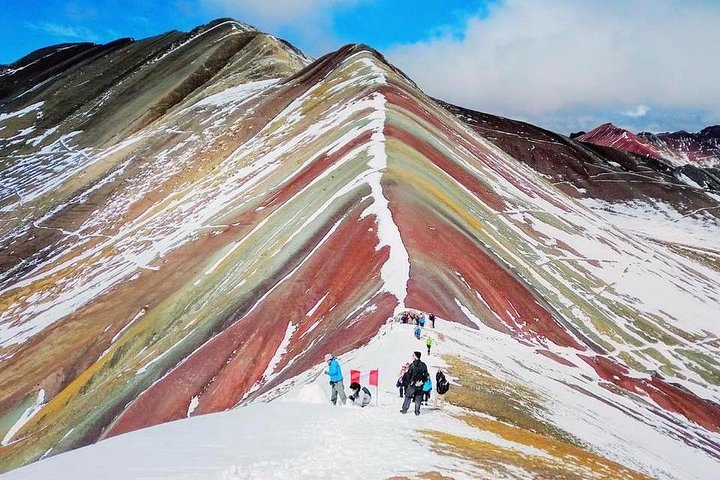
[400,311,435,353]
[324,353,372,408]
[402,311,435,353]
[400,311,435,329]
[395,350,450,415]
[322,310,449,415]
[397,351,430,415]
[323,353,373,407]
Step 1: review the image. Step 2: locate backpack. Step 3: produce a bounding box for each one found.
[436,370,450,395]
[423,378,432,392]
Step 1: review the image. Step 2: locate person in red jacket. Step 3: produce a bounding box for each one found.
[396,362,410,397]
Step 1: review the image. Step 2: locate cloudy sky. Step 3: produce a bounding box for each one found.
[2,0,719,134]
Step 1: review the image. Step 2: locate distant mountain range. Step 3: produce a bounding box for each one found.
[575,122,720,168]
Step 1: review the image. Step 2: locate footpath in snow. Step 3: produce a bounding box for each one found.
[1,320,479,480]
[2,317,717,479]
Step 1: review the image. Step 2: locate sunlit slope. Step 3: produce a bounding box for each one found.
[0,24,718,474]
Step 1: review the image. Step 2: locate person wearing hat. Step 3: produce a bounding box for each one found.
[324,353,346,406]
[400,351,429,416]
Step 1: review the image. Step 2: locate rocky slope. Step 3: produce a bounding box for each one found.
[1,19,719,477]
[577,123,720,172]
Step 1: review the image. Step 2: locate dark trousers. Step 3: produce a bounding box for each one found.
[401,386,422,415]
[427,345,431,355]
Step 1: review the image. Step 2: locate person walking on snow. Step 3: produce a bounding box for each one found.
[429,313,435,328]
[400,351,429,416]
[414,325,422,339]
[426,336,433,355]
[422,376,432,405]
[324,353,346,406]
[396,362,410,397]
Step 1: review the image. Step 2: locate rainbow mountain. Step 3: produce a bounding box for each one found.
[1,19,719,478]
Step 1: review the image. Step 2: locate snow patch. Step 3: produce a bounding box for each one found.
[2,389,45,446]
[187,396,200,418]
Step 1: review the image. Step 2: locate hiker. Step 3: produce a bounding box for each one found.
[436,370,450,395]
[418,313,426,328]
[422,376,432,405]
[400,312,409,324]
[400,351,429,416]
[414,325,422,339]
[396,362,410,397]
[348,382,372,407]
[426,336,433,355]
[324,353,346,405]
[429,313,435,328]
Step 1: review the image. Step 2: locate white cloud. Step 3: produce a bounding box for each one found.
[204,0,357,25]
[201,0,360,55]
[621,105,650,118]
[386,0,720,127]
[25,22,99,41]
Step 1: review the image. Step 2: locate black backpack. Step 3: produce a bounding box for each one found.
[436,370,450,395]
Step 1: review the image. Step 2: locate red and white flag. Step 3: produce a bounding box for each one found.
[350,369,379,386]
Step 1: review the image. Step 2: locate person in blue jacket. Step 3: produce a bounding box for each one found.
[324,353,347,405]
[422,376,432,405]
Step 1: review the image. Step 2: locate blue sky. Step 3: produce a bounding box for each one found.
[1,0,718,134]
[0,1,490,63]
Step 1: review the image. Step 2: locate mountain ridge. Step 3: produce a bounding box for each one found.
[578,122,720,169]
[0,18,719,478]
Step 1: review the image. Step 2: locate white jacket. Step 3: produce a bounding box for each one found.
[350,386,372,407]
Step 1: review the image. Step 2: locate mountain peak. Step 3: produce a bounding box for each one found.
[189,17,258,35]
[578,122,720,167]
[700,125,720,138]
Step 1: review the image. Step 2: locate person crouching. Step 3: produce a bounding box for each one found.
[348,382,372,407]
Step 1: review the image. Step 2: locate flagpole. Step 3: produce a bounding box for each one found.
[376,370,379,406]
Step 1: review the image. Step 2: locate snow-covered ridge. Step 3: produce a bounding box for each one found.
[3,320,717,479]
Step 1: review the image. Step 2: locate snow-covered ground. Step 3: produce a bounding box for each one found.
[0,320,477,479]
[583,198,720,252]
[3,317,717,480]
